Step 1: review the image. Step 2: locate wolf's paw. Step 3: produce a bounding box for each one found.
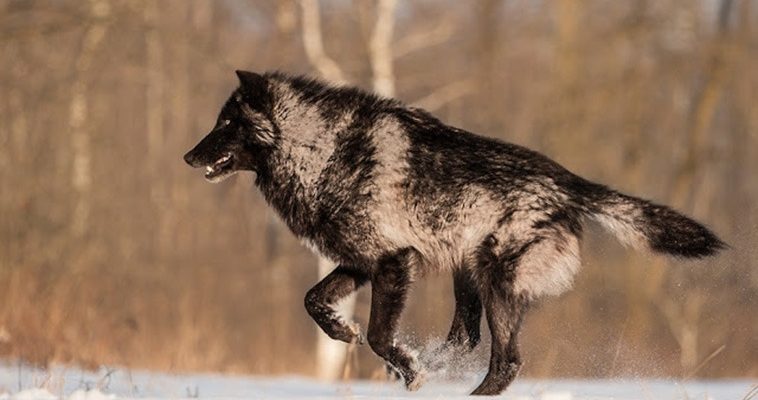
[403,369,426,392]
[400,354,425,392]
[326,321,364,344]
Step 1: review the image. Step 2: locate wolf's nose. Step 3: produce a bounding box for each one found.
[183,151,196,166]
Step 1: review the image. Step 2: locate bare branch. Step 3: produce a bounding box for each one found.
[299,0,346,83]
[412,79,476,112]
[684,344,725,380]
[393,21,455,59]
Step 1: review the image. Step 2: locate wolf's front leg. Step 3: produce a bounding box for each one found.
[367,248,424,391]
[304,265,369,344]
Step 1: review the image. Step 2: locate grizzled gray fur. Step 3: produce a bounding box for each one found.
[184,71,724,395]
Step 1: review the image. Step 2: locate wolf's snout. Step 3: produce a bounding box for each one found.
[183,149,200,167]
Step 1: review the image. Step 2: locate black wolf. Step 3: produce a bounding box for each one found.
[184,71,724,395]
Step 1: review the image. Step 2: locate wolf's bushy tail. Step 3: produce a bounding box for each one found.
[585,189,725,258]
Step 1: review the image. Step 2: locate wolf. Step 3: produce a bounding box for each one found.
[184,70,724,395]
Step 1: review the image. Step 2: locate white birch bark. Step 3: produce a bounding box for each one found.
[69,0,110,237]
[369,0,397,97]
[299,0,346,83]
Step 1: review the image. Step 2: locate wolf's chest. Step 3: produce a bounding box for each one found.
[263,183,379,265]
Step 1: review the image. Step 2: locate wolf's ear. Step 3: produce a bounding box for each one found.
[235,70,268,98]
[236,70,263,86]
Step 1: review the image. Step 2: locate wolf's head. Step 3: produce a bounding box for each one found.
[184,71,278,183]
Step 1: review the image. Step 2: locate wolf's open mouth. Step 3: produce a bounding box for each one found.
[204,154,235,182]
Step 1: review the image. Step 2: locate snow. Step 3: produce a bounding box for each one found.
[2,388,58,400]
[0,389,114,400]
[0,363,753,400]
[66,389,116,400]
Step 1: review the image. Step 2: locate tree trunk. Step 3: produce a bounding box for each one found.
[69,0,111,238]
[369,0,397,97]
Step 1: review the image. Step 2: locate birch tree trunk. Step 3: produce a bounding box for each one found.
[369,0,397,97]
[69,0,110,237]
[299,0,346,83]
[306,0,399,380]
[299,0,351,380]
[315,257,356,380]
[143,0,167,256]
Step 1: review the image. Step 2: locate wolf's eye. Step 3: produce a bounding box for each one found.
[223,119,231,126]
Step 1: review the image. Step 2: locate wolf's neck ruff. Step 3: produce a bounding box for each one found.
[270,86,332,185]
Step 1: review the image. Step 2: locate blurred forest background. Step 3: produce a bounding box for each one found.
[1,0,756,381]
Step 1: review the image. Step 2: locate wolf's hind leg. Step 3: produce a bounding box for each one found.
[368,248,424,391]
[471,284,527,395]
[446,268,483,350]
[304,265,369,344]
[470,236,529,395]
[470,290,526,395]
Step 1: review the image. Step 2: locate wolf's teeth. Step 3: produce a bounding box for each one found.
[206,166,213,173]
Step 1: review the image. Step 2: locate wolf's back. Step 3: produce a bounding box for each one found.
[582,186,725,258]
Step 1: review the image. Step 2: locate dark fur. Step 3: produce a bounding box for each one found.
[184,71,725,395]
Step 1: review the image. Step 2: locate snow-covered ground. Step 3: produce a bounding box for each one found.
[0,364,753,400]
